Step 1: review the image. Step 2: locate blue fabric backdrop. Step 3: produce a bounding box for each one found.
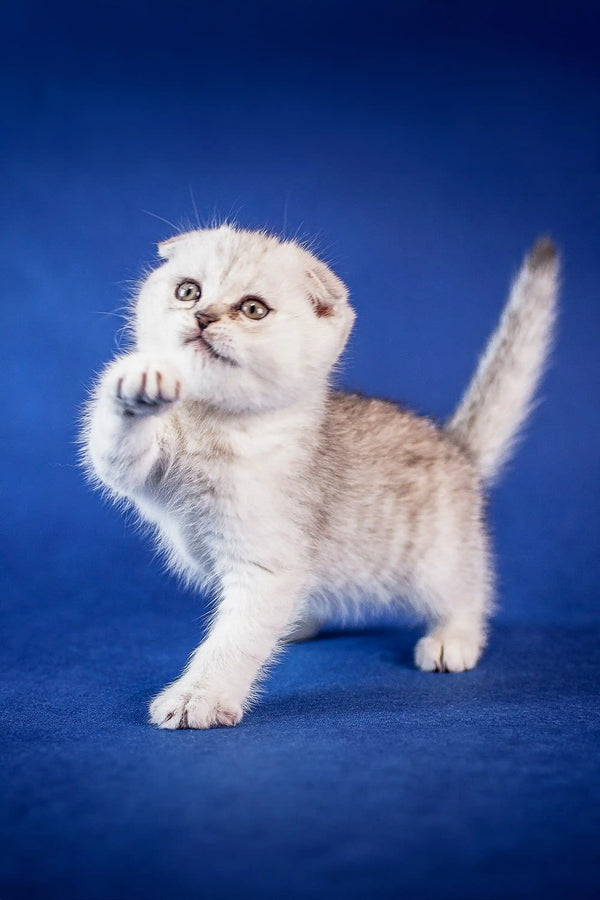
[1,2,599,898]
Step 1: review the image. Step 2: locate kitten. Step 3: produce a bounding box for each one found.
[82,226,558,729]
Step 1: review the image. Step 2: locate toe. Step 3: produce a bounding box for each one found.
[442,637,480,672]
[415,630,482,673]
[214,703,243,727]
[414,636,443,672]
[149,686,244,730]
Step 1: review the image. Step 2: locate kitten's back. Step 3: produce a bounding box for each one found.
[309,392,481,601]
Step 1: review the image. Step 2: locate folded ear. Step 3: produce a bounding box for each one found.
[157,232,191,260]
[306,259,349,318]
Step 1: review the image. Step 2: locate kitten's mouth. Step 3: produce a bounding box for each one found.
[183,333,237,366]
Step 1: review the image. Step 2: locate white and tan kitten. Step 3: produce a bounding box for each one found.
[82,226,558,729]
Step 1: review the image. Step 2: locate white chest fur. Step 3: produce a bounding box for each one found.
[134,403,316,586]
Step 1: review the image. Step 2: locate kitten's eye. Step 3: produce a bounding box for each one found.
[240,297,270,320]
[175,280,202,303]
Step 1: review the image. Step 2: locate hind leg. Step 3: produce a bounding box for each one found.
[413,531,493,673]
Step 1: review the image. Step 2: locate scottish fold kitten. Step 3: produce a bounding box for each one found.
[83,227,558,729]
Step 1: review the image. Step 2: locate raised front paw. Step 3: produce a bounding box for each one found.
[111,354,184,416]
[149,680,244,730]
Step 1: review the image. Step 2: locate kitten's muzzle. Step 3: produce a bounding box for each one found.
[183,323,238,366]
[195,311,219,331]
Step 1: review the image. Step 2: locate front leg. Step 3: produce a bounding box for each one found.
[149,567,305,729]
[83,352,184,498]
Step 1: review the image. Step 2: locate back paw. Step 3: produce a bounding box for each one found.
[414,628,483,673]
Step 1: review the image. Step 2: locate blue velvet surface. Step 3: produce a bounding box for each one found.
[1,2,599,898]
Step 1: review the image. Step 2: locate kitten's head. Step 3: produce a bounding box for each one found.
[134,226,355,413]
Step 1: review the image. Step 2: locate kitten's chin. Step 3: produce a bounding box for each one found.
[183,334,238,367]
[135,340,323,416]
[184,362,322,417]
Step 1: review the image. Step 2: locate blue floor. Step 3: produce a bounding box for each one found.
[2,618,599,900]
[1,2,599,898]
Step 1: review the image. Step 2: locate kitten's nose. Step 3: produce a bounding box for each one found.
[195,311,219,331]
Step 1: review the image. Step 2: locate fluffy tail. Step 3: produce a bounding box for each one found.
[447,238,559,484]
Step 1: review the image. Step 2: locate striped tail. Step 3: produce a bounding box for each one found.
[447,239,559,484]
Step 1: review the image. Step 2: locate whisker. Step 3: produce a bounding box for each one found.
[141,209,178,231]
[89,310,129,320]
[282,189,292,238]
[189,185,201,229]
